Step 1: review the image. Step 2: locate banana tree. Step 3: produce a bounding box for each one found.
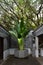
[9,18,28,50]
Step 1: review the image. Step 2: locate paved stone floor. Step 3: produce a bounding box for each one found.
[0,55,41,65]
[37,57,43,65]
[0,59,3,64]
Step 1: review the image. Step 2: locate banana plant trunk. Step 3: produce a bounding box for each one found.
[18,38,24,50]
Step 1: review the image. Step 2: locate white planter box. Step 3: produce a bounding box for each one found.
[14,49,28,58]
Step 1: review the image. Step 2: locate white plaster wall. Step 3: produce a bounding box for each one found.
[3,48,16,60]
[32,44,36,57]
[3,49,9,60]
[9,48,15,55]
[28,48,31,54]
[35,37,39,57]
[3,38,9,60]
[40,48,43,56]
[25,48,31,55]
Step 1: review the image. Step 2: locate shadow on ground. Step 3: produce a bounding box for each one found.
[0,60,3,64]
[1,55,41,65]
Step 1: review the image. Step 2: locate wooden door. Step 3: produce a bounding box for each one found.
[0,37,3,59]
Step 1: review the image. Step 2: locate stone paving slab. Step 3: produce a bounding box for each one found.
[1,55,41,65]
[37,57,43,65]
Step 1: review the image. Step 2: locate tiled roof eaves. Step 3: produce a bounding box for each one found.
[33,24,43,33]
[0,24,10,35]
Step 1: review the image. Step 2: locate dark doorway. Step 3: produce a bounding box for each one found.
[0,37,3,59]
[38,34,43,57]
[38,34,43,48]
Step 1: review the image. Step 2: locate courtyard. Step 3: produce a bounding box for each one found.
[0,0,43,65]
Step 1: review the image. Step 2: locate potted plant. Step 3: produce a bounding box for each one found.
[9,18,28,58]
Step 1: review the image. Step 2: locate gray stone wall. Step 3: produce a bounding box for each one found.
[24,35,33,49]
[10,36,18,48]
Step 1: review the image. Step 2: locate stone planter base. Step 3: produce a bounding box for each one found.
[14,49,28,58]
